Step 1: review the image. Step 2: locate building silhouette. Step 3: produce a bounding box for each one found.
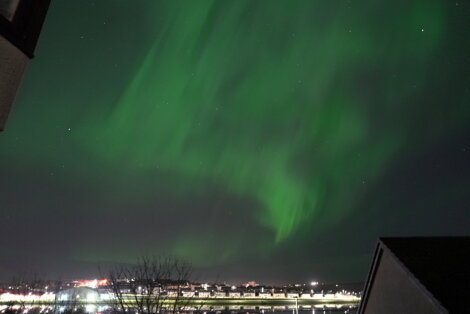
[358,237,470,314]
[0,0,50,131]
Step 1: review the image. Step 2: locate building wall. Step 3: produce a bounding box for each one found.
[56,287,100,302]
[362,250,444,314]
[214,292,226,298]
[198,291,210,298]
[0,0,20,21]
[0,35,28,131]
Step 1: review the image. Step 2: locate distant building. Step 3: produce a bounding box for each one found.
[358,237,470,314]
[312,293,324,299]
[243,291,256,298]
[0,0,50,131]
[272,292,285,298]
[258,292,271,298]
[323,293,336,299]
[56,287,100,303]
[214,291,226,298]
[286,292,299,298]
[197,291,210,298]
[181,290,195,298]
[228,291,241,298]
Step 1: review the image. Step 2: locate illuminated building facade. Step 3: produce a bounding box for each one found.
[56,287,100,303]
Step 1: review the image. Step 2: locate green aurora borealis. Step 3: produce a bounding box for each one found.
[1,0,469,283]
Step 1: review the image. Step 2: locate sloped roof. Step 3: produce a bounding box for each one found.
[378,237,470,313]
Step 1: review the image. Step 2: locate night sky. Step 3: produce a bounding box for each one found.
[1,0,469,284]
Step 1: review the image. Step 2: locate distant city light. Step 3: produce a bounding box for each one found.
[0,278,361,308]
[74,279,108,288]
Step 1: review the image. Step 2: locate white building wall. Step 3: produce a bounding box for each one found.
[0,35,28,131]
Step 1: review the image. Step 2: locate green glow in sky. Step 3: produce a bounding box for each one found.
[79,0,443,242]
[1,0,469,282]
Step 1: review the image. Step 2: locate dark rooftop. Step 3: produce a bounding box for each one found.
[381,237,470,313]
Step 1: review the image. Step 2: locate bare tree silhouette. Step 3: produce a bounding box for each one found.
[104,255,200,314]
